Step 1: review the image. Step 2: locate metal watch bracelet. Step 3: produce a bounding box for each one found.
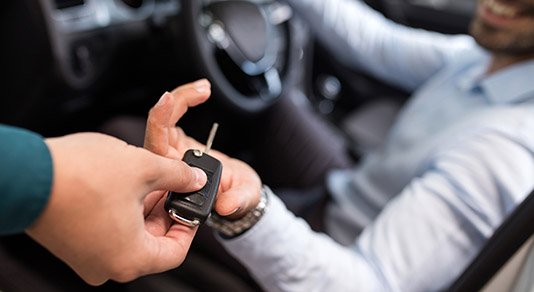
[206,186,270,238]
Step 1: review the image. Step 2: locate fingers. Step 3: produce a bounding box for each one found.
[169,79,211,125]
[144,92,173,156]
[143,190,167,217]
[78,272,109,287]
[174,127,207,154]
[215,186,261,219]
[109,224,197,284]
[142,196,199,276]
[145,195,173,237]
[213,159,263,219]
[142,225,197,276]
[144,79,211,157]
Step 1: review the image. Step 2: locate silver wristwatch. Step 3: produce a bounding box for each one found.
[206,186,270,238]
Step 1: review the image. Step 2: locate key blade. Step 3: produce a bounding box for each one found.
[204,122,219,154]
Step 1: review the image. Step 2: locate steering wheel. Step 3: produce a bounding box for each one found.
[181,0,296,114]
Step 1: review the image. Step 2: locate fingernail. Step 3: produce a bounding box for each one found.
[220,207,240,216]
[194,79,210,93]
[194,168,207,187]
[155,92,171,107]
[194,85,209,93]
[194,79,210,87]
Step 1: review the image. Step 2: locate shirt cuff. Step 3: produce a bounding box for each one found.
[215,187,310,285]
[0,125,53,235]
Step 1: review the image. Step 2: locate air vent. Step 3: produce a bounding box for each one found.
[54,0,85,9]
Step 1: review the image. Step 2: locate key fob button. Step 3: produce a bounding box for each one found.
[184,193,206,206]
[198,184,210,197]
[164,149,222,226]
[164,123,222,227]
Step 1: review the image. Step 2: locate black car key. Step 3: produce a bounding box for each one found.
[165,123,222,226]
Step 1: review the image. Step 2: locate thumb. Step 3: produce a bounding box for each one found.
[145,152,207,193]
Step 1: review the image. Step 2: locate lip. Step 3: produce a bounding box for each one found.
[478,0,534,27]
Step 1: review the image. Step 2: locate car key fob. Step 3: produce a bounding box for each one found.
[165,123,222,226]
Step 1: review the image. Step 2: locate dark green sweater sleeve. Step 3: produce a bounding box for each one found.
[0,124,53,235]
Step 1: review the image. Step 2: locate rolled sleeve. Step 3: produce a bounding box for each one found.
[286,0,474,91]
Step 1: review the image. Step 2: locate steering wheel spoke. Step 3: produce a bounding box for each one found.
[258,67,282,100]
[265,1,293,26]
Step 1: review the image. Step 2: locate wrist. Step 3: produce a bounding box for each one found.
[207,185,270,238]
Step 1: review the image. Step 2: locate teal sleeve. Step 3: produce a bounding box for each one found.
[0,124,53,235]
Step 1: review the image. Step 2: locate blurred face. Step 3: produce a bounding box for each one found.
[470,0,534,55]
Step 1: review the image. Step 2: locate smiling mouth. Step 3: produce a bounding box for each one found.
[483,0,534,18]
[484,0,518,17]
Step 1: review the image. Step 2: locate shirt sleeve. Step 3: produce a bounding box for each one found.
[0,124,53,235]
[285,0,475,91]
[218,129,534,291]
[219,189,387,292]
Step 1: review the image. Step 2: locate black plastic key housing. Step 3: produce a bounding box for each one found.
[165,149,222,226]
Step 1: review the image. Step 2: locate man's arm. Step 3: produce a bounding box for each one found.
[286,0,475,91]
[0,124,53,235]
[218,128,534,291]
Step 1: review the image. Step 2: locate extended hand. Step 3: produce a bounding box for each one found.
[26,132,207,285]
[144,79,263,219]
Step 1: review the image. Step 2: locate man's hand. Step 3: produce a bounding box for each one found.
[26,131,207,285]
[144,79,263,220]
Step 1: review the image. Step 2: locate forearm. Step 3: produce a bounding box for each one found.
[218,189,386,292]
[286,0,474,90]
[0,125,53,235]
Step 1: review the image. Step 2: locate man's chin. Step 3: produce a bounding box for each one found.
[470,22,534,56]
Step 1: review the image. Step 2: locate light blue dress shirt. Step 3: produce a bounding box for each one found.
[219,0,534,291]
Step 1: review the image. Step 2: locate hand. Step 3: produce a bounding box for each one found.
[26,132,207,286]
[144,79,263,219]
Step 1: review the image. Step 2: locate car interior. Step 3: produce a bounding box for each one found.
[1,0,532,291]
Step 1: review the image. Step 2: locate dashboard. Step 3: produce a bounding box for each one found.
[39,0,181,89]
[1,0,299,138]
[1,0,196,134]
